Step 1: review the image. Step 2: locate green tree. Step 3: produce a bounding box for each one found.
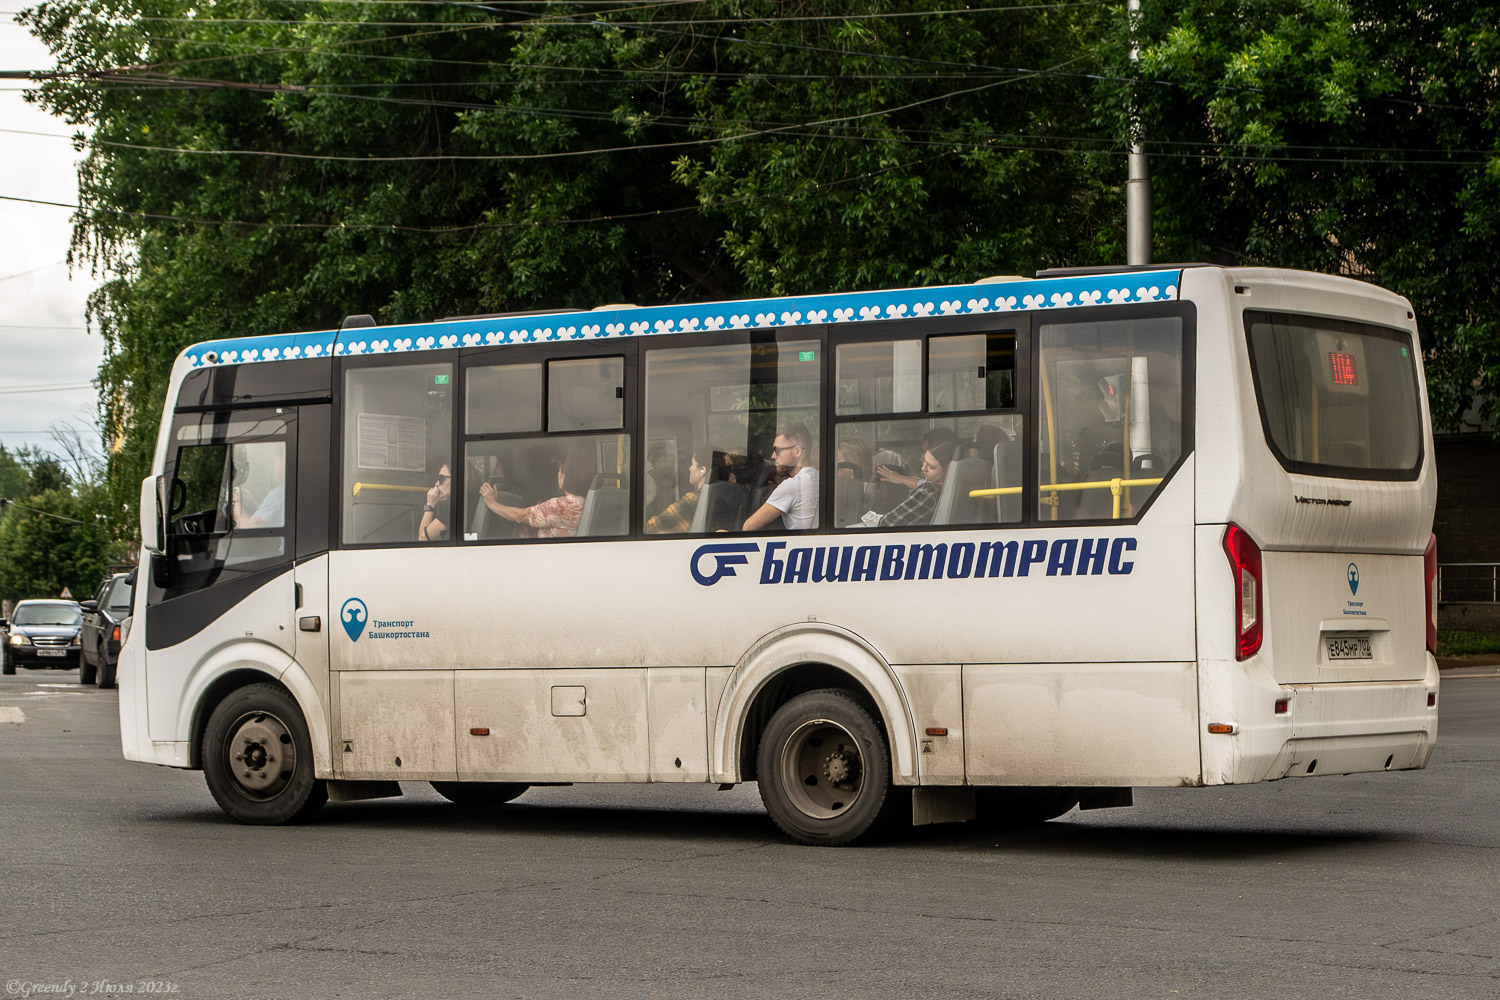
[0,490,114,606]
[1114,0,1500,428]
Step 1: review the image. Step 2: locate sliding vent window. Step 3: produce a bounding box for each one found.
[1037,316,1183,521]
[835,339,921,416]
[467,363,541,435]
[342,363,454,545]
[929,332,1016,412]
[549,357,624,431]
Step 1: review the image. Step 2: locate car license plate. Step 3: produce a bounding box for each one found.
[37,648,66,658]
[1326,635,1372,660]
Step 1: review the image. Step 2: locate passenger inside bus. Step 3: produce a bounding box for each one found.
[479,447,593,538]
[866,438,957,528]
[646,445,710,534]
[417,460,451,541]
[230,447,286,529]
[742,423,819,531]
[875,427,958,493]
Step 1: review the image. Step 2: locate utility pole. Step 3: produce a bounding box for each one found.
[1126,0,1152,265]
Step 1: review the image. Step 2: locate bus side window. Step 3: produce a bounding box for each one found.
[1038,317,1183,521]
[342,362,454,545]
[644,340,821,535]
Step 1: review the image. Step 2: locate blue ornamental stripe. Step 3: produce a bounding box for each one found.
[181,269,1182,368]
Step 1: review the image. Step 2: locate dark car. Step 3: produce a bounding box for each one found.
[1,600,84,673]
[80,570,135,688]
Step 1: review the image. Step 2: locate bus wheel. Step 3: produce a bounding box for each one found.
[202,684,327,825]
[757,688,899,847]
[974,787,1080,827]
[429,781,528,807]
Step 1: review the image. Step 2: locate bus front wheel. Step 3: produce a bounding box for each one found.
[757,688,901,847]
[202,683,327,825]
[430,781,529,807]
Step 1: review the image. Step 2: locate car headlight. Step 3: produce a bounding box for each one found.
[9,634,30,646]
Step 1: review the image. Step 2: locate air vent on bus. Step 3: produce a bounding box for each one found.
[340,314,377,331]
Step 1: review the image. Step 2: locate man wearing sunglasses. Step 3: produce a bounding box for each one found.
[419,460,452,542]
[742,423,819,532]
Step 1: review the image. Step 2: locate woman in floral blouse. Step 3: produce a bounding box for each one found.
[479,448,594,538]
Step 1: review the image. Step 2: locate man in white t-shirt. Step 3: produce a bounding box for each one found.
[743,422,819,531]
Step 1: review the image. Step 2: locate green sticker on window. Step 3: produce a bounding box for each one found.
[798,350,815,362]
[1401,347,1409,358]
[435,374,450,385]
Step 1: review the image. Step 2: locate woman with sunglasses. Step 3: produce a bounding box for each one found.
[418,460,453,541]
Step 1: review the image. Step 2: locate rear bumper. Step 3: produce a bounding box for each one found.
[1200,653,1439,784]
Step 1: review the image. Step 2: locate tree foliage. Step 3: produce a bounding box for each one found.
[14,0,1500,542]
[0,447,115,606]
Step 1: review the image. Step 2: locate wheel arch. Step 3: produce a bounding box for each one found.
[187,662,328,776]
[711,623,917,786]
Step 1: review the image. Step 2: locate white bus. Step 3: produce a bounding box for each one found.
[119,264,1439,845]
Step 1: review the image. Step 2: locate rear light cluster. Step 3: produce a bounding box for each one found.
[1425,534,1438,656]
[1222,523,1263,661]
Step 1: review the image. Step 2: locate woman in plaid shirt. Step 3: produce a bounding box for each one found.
[646,447,710,534]
[876,438,957,528]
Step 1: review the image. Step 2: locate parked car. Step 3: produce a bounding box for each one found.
[80,570,135,688]
[1,600,84,673]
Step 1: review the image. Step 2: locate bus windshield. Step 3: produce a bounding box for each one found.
[1246,310,1423,480]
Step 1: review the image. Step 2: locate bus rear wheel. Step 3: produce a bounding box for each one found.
[202,683,327,825]
[757,688,900,847]
[429,781,529,807]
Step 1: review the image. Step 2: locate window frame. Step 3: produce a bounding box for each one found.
[334,351,461,550]
[1032,300,1197,527]
[455,340,640,546]
[1242,308,1423,483]
[826,312,1034,532]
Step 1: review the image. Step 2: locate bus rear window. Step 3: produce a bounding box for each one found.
[1246,311,1422,480]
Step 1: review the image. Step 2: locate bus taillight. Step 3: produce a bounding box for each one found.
[1425,534,1438,655]
[1222,523,1263,661]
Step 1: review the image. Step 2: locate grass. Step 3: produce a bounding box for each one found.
[1436,629,1500,657]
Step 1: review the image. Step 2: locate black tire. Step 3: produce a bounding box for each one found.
[973,787,1080,828]
[96,654,117,690]
[757,688,903,847]
[79,651,97,685]
[1,649,12,675]
[430,781,528,807]
[202,683,327,825]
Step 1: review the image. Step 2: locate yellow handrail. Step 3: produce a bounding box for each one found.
[352,482,427,497]
[974,477,1164,519]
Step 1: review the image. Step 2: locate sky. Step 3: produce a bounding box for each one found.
[1,13,106,465]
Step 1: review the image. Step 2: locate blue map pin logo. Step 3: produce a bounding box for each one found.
[340,598,368,642]
[1347,563,1359,596]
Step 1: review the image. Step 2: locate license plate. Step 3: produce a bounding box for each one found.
[36,648,66,658]
[1326,635,1372,660]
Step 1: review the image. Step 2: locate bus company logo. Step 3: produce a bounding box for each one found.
[338,598,432,641]
[340,598,368,642]
[691,543,760,586]
[1295,495,1353,507]
[1348,563,1360,596]
[689,537,1138,587]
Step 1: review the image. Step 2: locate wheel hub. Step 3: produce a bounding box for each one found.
[227,712,295,797]
[780,718,866,821]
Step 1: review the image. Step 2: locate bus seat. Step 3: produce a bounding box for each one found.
[932,457,993,525]
[690,481,749,534]
[993,440,1023,523]
[470,491,525,540]
[576,484,628,537]
[833,476,865,527]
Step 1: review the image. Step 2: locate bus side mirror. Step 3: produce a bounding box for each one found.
[140,475,166,554]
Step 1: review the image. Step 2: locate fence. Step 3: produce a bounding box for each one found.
[1438,563,1500,604]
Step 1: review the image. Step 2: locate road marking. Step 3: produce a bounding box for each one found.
[0,706,24,724]
[36,683,81,688]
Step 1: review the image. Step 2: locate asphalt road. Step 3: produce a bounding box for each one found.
[1,668,1496,1000]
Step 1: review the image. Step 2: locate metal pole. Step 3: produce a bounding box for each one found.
[1126,0,1152,265]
